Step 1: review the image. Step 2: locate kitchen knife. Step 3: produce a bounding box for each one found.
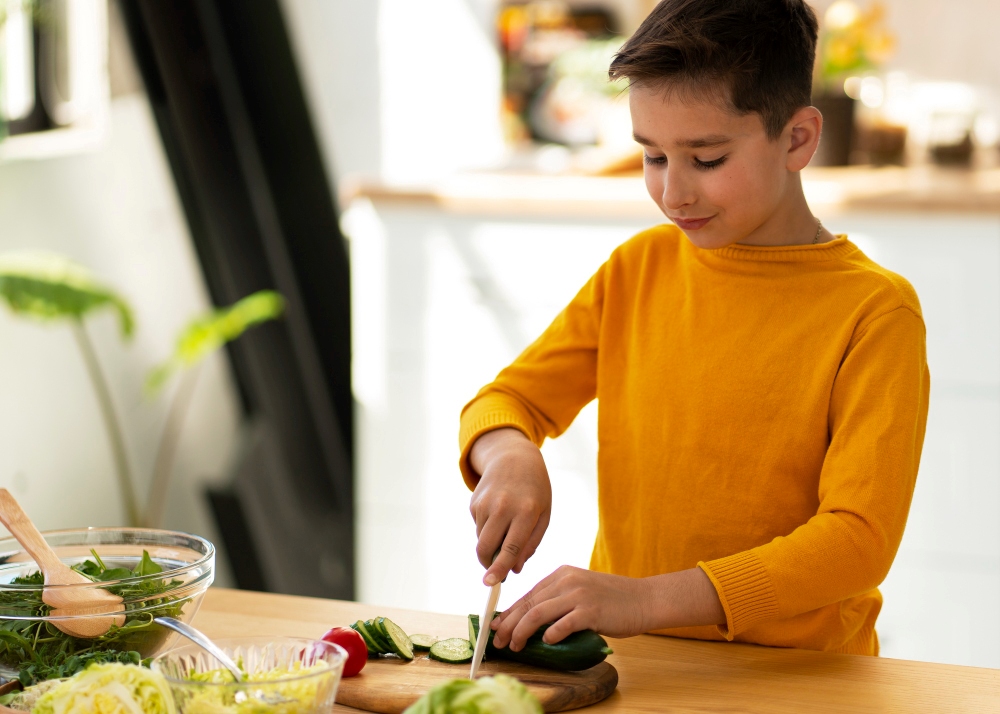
[469,578,501,679]
[470,550,505,679]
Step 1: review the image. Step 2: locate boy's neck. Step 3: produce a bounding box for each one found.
[735,174,828,247]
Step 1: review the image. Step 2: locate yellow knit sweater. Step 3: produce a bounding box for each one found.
[459,226,929,655]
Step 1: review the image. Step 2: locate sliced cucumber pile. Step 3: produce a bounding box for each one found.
[350,617,414,660]
[428,638,475,664]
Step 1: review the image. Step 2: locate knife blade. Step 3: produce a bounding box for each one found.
[469,579,502,679]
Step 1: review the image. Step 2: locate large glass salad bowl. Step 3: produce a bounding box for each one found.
[0,527,214,681]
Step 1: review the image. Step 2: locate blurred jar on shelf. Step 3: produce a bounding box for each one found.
[812,0,896,166]
[847,73,908,166]
[906,81,999,168]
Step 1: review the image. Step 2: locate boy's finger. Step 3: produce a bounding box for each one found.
[485,516,537,586]
[541,609,586,646]
[490,577,564,648]
[508,596,574,651]
[476,517,510,569]
[514,511,550,573]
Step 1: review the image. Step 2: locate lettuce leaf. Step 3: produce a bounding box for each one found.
[30,663,175,714]
[403,674,542,714]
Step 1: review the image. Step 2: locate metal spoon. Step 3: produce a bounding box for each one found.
[155,617,296,705]
[154,617,244,682]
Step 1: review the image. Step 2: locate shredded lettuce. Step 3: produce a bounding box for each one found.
[30,663,176,714]
[0,678,65,711]
[403,674,543,714]
[177,662,333,714]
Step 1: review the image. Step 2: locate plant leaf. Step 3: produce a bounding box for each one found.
[133,550,162,577]
[96,568,134,582]
[147,290,285,393]
[0,252,134,337]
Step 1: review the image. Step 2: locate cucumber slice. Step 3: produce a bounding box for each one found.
[410,634,438,652]
[364,619,392,653]
[379,617,414,660]
[371,618,394,651]
[353,620,384,655]
[429,638,474,664]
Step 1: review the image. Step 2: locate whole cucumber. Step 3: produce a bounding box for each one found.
[469,614,613,672]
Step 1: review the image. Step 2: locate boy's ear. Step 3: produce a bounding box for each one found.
[786,106,823,172]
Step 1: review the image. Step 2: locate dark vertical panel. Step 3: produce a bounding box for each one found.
[118,0,353,598]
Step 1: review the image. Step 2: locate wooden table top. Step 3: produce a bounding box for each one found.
[343,165,1000,219]
[196,588,999,713]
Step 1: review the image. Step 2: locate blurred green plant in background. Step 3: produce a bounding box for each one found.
[0,252,139,524]
[0,251,285,528]
[143,290,284,528]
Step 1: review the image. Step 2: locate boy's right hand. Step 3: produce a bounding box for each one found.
[469,428,552,587]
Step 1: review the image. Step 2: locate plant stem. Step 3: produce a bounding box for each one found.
[71,319,140,527]
[143,364,201,528]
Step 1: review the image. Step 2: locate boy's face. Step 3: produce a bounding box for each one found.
[630,83,816,249]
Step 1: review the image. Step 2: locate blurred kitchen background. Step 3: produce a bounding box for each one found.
[1,0,997,670]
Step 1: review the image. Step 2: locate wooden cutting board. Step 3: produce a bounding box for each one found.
[336,653,618,713]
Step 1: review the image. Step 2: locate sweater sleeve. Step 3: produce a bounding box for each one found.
[698,306,930,639]
[458,262,606,490]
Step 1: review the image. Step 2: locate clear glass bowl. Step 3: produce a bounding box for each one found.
[0,527,215,678]
[152,637,347,713]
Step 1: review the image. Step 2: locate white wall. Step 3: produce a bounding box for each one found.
[345,200,632,616]
[0,95,243,585]
[281,0,505,184]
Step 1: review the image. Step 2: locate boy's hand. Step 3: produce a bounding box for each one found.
[490,566,725,651]
[469,428,552,586]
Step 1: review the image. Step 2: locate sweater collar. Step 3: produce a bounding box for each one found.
[704,235,857,262]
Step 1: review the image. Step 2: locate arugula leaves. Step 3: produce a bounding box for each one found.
[0,549,184,685]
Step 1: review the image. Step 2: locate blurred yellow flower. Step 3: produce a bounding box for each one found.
[817,1,896,87]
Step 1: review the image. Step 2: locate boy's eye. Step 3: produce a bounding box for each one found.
[643,154,666,166]
[694,156,728,170]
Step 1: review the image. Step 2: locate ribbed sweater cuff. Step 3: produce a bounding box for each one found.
[698,551,779,640]
[458,399,536,491]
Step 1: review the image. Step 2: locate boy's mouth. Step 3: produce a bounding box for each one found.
[670,216,714,231]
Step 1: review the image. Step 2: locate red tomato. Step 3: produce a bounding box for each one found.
[322,627,367,677]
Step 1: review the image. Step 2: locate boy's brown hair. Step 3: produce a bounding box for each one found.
[610,0,819,139]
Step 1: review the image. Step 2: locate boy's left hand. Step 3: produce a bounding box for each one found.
[489,566,652,651]
[490,565,726,651]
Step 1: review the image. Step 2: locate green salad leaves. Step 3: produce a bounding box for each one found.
[0,550,185,685]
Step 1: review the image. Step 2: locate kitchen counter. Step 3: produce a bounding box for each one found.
[196,588,999,713]
[343,165,1000,219]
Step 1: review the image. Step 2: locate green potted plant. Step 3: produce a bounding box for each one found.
[812,0,895,166]
[0,251,285,527]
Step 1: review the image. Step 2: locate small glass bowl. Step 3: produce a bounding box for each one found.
[0,527,215,678]
[152,637,347,713]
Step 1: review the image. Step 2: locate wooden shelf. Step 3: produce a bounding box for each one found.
[344,165,1000,219]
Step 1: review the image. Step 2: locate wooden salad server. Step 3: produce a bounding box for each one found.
[0,489,125,638]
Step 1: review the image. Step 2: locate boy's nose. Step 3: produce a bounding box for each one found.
[662,169,695,210]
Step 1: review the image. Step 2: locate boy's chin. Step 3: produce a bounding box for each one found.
[677,227,741,251]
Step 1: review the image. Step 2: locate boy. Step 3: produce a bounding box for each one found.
[460,0,929,656]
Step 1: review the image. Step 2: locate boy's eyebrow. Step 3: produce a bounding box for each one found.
[632,132,732,149]
[676,135,732,148]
